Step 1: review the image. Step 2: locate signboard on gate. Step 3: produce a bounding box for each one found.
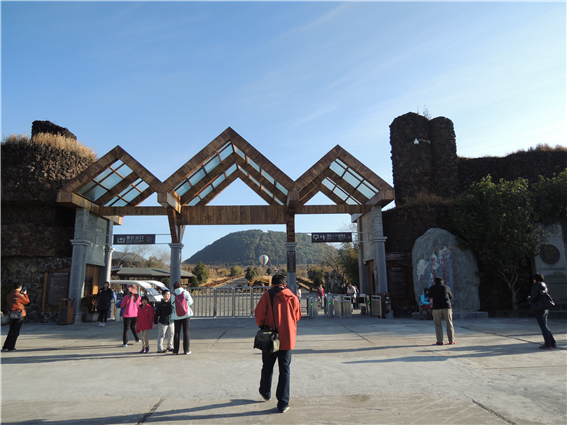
[311,233,352,243]
[113,234,156,245]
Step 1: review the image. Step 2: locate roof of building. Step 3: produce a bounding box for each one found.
[111,267,193,279]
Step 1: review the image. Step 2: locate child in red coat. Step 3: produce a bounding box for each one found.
[136,296,155,353]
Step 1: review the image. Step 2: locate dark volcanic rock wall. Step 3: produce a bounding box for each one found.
[1,141,93,321]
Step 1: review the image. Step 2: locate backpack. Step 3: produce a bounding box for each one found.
[174,291,189,317]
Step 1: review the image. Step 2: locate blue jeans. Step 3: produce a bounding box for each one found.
[260,349,292,410]
[534,310,555,347]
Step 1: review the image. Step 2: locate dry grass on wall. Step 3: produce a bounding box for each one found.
[2,133,97,163]
[401,191,457,207]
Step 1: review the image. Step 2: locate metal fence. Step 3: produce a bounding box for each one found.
[188,287,269,318]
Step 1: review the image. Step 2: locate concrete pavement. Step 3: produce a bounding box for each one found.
[1,313,566,424]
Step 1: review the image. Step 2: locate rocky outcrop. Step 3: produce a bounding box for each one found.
[412,228,480,312]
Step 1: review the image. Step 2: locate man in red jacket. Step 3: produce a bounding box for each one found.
[254,274,301,413]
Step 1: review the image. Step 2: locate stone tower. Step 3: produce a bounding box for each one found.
[389,112,459,205]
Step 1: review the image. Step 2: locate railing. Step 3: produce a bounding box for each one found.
[188,287,269,318]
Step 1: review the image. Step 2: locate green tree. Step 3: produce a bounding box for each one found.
[230,265,244,276]
[339,243,359,286]
[266,267,273,276]
[531,170,567,220]
[245,266,259,282]
[192,261,209,284]
[146,256,166,268]
[453,176,544,310]
[190,276,199,288]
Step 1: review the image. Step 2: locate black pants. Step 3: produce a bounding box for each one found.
[260,349,292,410]
[3,318,24,350]
[123,317,139,344]
[173,317,190,354]
[534,309,556,347]
[98,309,109,323]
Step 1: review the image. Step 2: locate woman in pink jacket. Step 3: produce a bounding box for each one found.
[121,285,141,347]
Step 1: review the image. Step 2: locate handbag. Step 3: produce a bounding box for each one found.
[421,304,430,311]
[9,310,22,320]
[532,292,555,312]
[253,289,280,353]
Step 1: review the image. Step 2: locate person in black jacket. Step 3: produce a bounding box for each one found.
[528,273,557,350]
[427,277,455,345]
[154,288,174,353]
[97,282,114,327]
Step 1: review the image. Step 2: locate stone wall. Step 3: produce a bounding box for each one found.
[31,120,77,140]
[1,141,94,321]
[459,150,567,190]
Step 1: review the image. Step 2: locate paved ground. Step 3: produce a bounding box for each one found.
[1,313,566,425]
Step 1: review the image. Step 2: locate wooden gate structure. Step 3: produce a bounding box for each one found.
[57,127,394,320]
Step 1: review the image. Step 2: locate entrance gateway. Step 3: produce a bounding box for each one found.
[57,128,395,322]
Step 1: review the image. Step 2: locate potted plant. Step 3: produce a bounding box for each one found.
[81,294,99,322]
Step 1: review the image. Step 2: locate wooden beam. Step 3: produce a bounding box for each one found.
[157,191,182,213]
[181,206,286,225]
[319,184,347,206]
[97,206,168,216]
[199,170,240,205]
[56,192,123,224]
[295,204,371,214]
[162,129,232,191]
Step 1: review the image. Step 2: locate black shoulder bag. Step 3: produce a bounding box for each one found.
[253,289,280,353]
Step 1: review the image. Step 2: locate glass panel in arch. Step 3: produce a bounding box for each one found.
[235,147,246,160]
[188,197,200,206]
[226,163,237,176]
[85,184,107,201]
[108,198,128,207]
[219,143,233,161]
[335,158,348,169]
[199,185,213,199]
[175,181,191,197]
[342,171,361,188]
[204,155,220,173]
[322,178,335,191]
[212,174,226,188]
[189,168,206,186]
[94,168,112,183]
[262,187,273,198]
[274,197,284,205]
[100,172,122,190]
[361,181,379,195]
[115,163,133,178]
[357,183,376,199]
[78,181,96,195]
[247,158,260,172]
[261,170,275,184]
[249,176,260,187]
[329,161,345,177]
[123,188,141,202]
[237,165,248,176]
[346,197,360,205]
[332,185,348,201]
[275,182,288,195]
[135,181,149,192]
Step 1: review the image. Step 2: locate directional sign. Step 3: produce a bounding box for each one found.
[113,234,156,245]
[311,233,352,243]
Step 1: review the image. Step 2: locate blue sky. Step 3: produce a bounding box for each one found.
[2,1,566,261]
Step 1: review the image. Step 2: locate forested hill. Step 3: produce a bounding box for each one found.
[183,230,336,266]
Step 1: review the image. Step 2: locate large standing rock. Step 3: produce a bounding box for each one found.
[412,228,480,312]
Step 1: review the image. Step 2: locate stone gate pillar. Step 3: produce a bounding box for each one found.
[102,246,114,284]
[285,242,297,294]
[169,243,184,290]
[70,239,90,322]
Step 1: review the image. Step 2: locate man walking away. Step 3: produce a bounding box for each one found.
[428,277,455,345]
[254,274,301,413]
